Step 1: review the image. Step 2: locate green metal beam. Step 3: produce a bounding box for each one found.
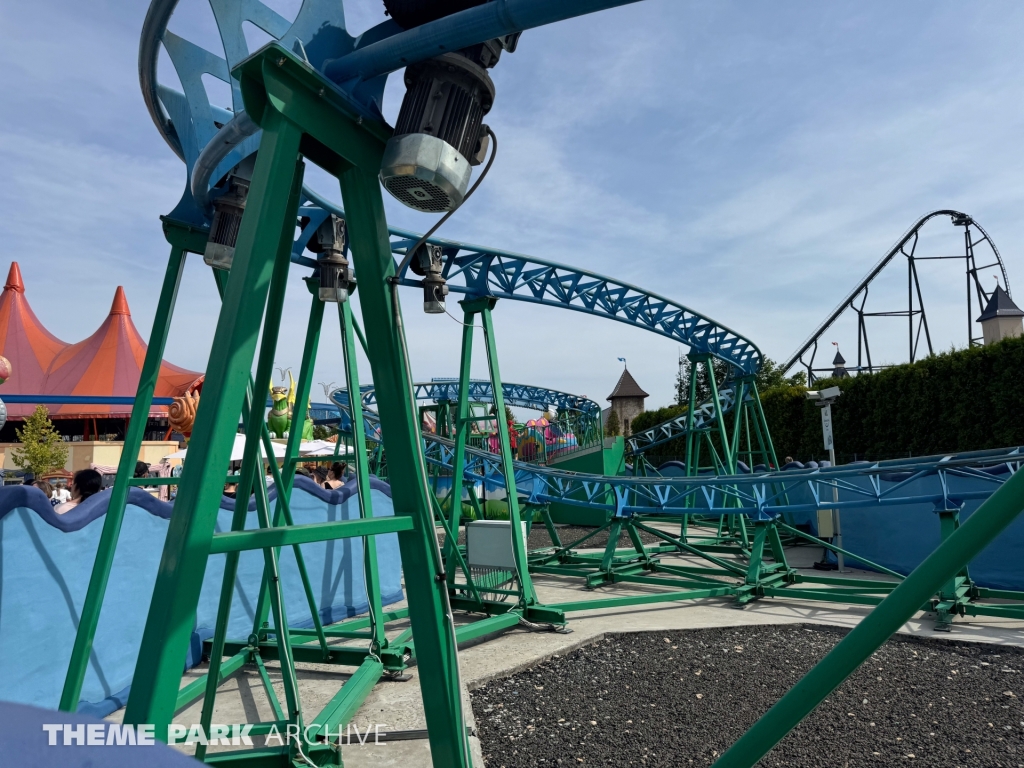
[219,639,405,669]
[476,300,537,604]
[338,298,388,652]
[208,517,414,553]
[552,587,734,612]
[123,111,305,738]
[175,650,249,713]
[308,658,384,741]
[60,243,187,712]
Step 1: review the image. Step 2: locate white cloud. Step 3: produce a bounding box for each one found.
[3,0,1024,415]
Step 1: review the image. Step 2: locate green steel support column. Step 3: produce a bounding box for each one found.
[251,283,325,638]
[748,380,780,471]
[197,236,301,761]
[599,520,624,573]
[225,43,471,765]
[443,306,476,590]
[747,398,770,469]
[712,463,1024,768]
[541,507,563,549]
[728,380,747,467]
[251,443,305,733]
[477,299,537,605]
[60,237,189,712]
[766,522,789,568]
[934,508,972,629]
[340,297,387,650]
[340,165,471,767]
[706,359,734,474]
[684,353,702,478]
[124,112,304,737]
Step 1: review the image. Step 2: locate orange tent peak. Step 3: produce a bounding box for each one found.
[109,286,130,316]
[4,262,24,293]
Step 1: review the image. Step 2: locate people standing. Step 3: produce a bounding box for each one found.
[55,469,102,514]
[50,482,71,506]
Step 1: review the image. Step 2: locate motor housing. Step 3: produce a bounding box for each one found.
[380,53,495,212]
[307,215,353,303]
[410,243,449,313]
[203,174,250,271]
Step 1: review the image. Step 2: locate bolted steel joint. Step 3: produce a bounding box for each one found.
[411,243,448,314]
[309,215,353,303]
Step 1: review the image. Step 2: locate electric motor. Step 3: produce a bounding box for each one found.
[203,174,250,271]
[307,215,353,303]
[380,53,495,213]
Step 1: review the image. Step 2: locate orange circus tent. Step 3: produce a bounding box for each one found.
[0,263,69,417]
[0,262,203,420]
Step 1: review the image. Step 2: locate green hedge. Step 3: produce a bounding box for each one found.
[630,336,1024,465]
[761,335,1024,463]
[630,403,689,457]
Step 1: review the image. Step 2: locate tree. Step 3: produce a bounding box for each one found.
[605,409,621,437]
[13,406,68,477]
[675,349,731,406]
[755,356,807,392]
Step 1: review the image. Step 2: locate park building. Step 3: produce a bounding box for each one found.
[977,285,1024,345]
[606,367,648,437]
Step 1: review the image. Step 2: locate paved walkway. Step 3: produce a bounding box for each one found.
[124,541,1024,766]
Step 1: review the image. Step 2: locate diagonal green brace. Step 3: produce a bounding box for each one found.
[123,110,305,738]
[60,241,188,712]
[712,454,1024,768]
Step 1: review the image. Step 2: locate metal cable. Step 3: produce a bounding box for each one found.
[396,126,498,278]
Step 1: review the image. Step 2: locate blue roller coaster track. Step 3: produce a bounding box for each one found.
[329,381,1024,520]
[139,0,1024,621]
[69,4,1024,767]
[145,0,763,475]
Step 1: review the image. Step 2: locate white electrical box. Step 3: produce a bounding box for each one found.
[816,509,835,539]
[466,520,528,570]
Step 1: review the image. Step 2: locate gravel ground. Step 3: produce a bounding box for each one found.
[439,524,665,552]
[471,624,1024,767]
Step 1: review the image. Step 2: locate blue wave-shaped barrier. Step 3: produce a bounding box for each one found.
[0,477,403,717]
[805,468,1024,592]
[674,466,1024,591]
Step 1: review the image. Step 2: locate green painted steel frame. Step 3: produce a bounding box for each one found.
[442,297,540,611]
[68,46,467,762]
[130,42,471,767]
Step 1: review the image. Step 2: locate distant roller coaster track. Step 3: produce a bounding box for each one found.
[328,381,1024,518]
[782,209,1010,381]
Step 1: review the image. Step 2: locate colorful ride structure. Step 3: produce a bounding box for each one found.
[18,2,1023,768]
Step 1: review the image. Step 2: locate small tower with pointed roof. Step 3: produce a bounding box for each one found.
[607,366,649,437]
[977,285,1024,345]
[831,348,849,378]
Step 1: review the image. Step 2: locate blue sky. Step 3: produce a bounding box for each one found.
[2,1,1023,410]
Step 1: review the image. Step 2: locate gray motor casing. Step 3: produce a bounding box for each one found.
[380,133,472,213]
